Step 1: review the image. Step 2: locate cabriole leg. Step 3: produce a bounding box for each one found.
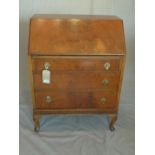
[108,114,117,131]
[33,114,41,132]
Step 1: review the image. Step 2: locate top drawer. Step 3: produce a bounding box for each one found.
[32,56,121,73]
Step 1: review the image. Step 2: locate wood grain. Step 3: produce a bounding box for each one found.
[33,71,120,91]
[34,109,118,115]
[32,57,120,72]
[28,15,126,131]
[28,15,126,55]
[28,56,36,109]
[35,91,117,109]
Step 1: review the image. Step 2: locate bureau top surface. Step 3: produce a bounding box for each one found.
[29,14,126,56]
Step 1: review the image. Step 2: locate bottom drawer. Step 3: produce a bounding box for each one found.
[35,91,117,109]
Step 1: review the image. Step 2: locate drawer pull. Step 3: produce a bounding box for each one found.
[44,62,50,70]
[100,97,107,104]
[104,62,111,70]
[102,79,109,85]
[45,96,52,103]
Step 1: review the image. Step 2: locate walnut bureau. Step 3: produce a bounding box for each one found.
[28,14,126,132]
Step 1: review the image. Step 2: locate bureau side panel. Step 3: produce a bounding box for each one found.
[28,56,36,110]
[115,56,126,110]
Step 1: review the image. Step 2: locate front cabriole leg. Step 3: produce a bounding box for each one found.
[108,114,118,131]
[33,114,41,132]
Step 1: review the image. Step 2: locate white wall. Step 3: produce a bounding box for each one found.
[19,0,135,105]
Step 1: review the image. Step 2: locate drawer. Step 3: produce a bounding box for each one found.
[32,57,120,73]
[35,91,117,109]
[33,71,120,91]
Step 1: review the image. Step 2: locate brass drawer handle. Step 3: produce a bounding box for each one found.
[44,62,50,70]
[102,79,109,85]
[45,96,52,103]
[104,62,111,70]
[100,97,107,104]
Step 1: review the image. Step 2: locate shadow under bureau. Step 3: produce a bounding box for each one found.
[28,14,126,132]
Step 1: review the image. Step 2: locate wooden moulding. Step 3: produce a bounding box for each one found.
[34,108,118,115]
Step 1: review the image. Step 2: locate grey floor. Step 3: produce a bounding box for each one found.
[19,103,134,155]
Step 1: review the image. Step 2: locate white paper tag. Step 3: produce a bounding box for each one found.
[42,70,51,84]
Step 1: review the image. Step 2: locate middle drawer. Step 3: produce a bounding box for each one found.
[33,71,120,91]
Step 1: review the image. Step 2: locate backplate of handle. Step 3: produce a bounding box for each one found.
[100,97,107,104]
[104,62,111,70]
[45,96,52,103]
[102,79,109,85]
[44,62,50,70]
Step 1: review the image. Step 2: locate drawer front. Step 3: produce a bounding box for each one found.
[33,71,120,91]
[32,57,120,73]
[35,91,117,109]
